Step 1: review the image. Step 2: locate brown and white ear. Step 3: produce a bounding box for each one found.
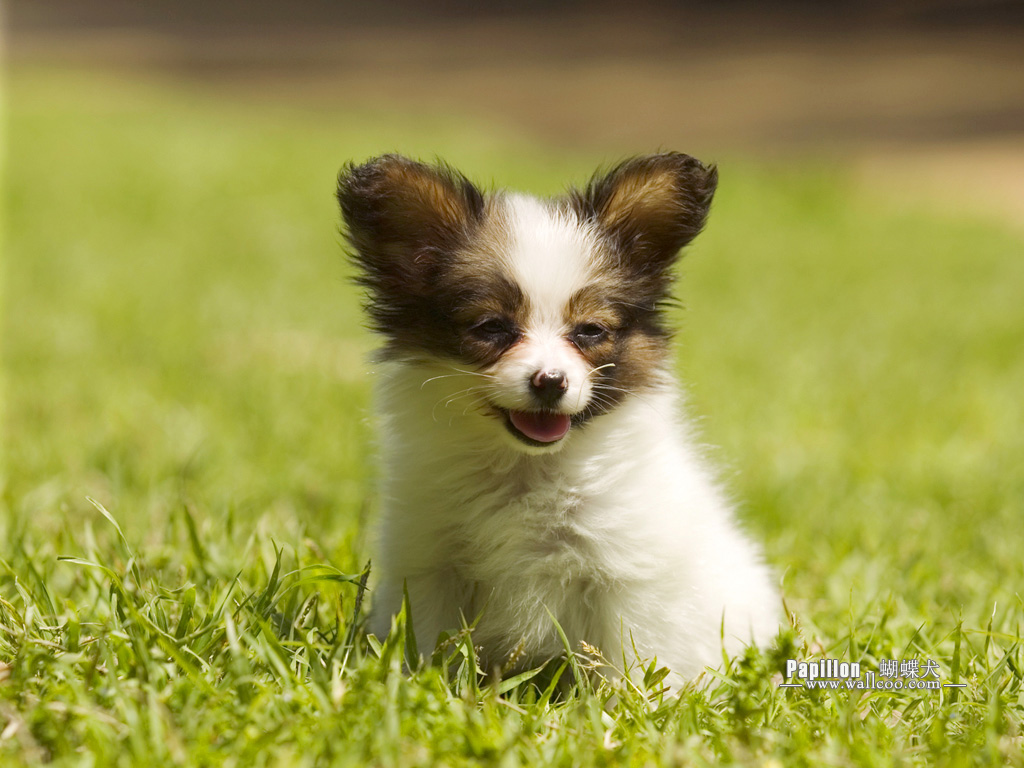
[568,152,717,275]
[337,154,484,300]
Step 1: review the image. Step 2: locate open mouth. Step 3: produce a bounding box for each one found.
[503,409,572,446]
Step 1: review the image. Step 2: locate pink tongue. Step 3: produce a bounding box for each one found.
[509,411,571,443]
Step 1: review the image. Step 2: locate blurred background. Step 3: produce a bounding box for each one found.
[12,0,1024,214]
[4,1,1023,593]
[4,6,1024,761]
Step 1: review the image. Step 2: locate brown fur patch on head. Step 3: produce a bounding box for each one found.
[339,168,530,363]
[564,281,671,421]
[567,152,718,296]
[337,155,487,355]
[565,282,624,331]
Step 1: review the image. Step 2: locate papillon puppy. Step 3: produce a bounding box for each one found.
[337,152,778,688]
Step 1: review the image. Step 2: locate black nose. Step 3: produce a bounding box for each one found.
[529,369,567,406]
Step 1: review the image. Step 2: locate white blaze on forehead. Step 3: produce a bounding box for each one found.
[484,195,601,418]
[502,194,599,327]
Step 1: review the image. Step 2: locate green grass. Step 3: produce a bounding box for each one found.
[3,66,1024,766]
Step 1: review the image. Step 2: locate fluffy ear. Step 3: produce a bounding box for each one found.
[569,152,717,276]
[337,154,485,300]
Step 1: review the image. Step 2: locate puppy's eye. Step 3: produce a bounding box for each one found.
[471,318,517,344]
[571,323,610,346]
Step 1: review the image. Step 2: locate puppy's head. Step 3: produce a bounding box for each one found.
[337,153,717,452]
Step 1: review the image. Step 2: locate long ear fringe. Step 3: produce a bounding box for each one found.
[336,154,484,252]
[336,155,486,349]
[568,152,718,273]
[336,154,485,295]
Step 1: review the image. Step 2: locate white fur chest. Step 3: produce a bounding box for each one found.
[368,368,712,666]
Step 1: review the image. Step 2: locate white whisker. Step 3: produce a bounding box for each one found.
[593,382,665,417]
[430,384,491,422]
[419,368,494,389]
[576,362,617,409]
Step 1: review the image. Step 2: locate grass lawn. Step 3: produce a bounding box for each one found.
[3,66,1024,766]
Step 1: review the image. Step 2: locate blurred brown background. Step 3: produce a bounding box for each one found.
[9,0,1024,221]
